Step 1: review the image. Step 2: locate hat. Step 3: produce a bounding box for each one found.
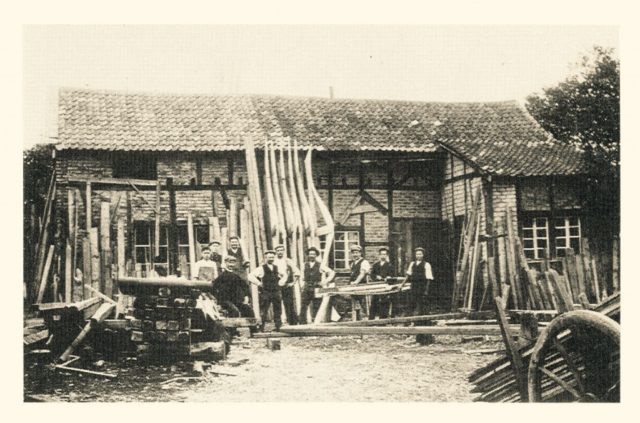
[264,249,276,255]
[378,247,389,253]
[350,245,362,252]
[414,247,425,253]
[228,235,239,241]
[224,255,238,262]
[209,240,221,246]
[274,244,286,251]
[201,245,211,252]
[306,246,320,255]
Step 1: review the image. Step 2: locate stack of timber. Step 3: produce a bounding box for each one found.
[315,278,411,297]
[468,292,620,402]
[120,276,225,360]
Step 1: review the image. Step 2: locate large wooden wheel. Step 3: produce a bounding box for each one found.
[528,310,620,402]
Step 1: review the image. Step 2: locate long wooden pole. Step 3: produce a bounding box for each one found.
[240,203,260,320]
[154,180,161,257]
[263,141,278,243]
[36,245,55,303]
[187,212,196,279]
[269,144,286,247]
[293,139,313,238]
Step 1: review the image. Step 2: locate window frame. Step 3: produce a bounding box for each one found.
[112,152,158,180]
[330,226,363,272]
[518,210,582,261]
[133,221,169,272]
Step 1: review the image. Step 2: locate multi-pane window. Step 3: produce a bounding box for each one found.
[133,221,168,271]
[333,230,361,271]
[177,223,209,260]
[522,217,549,260]
[554,216,581,257]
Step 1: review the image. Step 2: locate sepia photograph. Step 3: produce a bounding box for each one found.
[21,24,620,403]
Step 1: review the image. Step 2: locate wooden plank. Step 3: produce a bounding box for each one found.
[117,219,125,278]
[154,180,161,256]
[167,178,178,275]
[275,324,521,337]
[315,311,494,326]
[580,238,595,301]
[242,198,261,320]
[493,296,528,401]
[36,245,55,303]
[545,271,574,313]
[209,216,220,243]
[89,227,101,292]
[64,244,72,303]
[100,202,113,297]
[58,303,115,362]
[574,251,587,298]
[85,181,92,231]
[563,248,580,302]
[591,258,601,303]
[612,236,619,292]
[504,209,521,309]
[187,212,196,279]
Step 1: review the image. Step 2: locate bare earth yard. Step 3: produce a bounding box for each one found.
[24,334,502,402]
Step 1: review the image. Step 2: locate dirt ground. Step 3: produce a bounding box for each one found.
[24,333,503,402]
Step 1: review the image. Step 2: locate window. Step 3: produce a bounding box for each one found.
[112,152,157,179]
[177,223,209,259]
[554,216,581,257]
[522,216,549,260]
[332,230,361,271]
[133,221,168,271]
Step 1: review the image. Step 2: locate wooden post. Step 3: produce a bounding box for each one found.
[209,216,221,243]
[243,198,261,320]
[187,212,196,279]
[85,182,92,231]
[117,219,126,278]
[100,202,113,298]
[228,197,238,236]
[36,245,55,303]
[155,179,161,257]
[505,208,523,309]
[167,178,178,275]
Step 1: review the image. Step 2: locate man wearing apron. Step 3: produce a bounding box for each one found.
[406,247,434,316]
[349,245,371,320]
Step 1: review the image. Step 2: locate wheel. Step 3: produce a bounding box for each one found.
[528,310,620,402]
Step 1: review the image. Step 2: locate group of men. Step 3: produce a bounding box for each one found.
[191,236,434,331]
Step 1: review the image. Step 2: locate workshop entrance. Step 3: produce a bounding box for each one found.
[390,218,449,310]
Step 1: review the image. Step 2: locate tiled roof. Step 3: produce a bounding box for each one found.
[58,88,588,176]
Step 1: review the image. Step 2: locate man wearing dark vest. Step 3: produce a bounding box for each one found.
[248,250,288,331]
[406,247,434,316]
[299,247,336,324]
[212,256,254,318]
[274,244,301,325]
[369,247,395,320]
[208,240,223,266]
[226,236,250,275]
[349,245,371,320]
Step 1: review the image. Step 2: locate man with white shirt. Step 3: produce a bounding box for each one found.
[192,246,221,282]
[248,250,288,331]
[349,245,371,320]
[274,244,301,325]
[298,247,335,324]
[405,247,434,316]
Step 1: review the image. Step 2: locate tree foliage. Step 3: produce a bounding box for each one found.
[526,46,620,238]
[526,46,620,171]
[24,143,54,212]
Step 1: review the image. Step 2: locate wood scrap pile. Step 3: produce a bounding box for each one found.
[468,293,620,402]
[451,185,613,312]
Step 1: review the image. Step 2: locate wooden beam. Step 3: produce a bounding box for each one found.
[85,181,92,231]
[64,243,72,303]
[154,179,161,257]
[259,324,520,337]
[167,178,178,275]
[187,212,196,279]
[82,236,91,300]
[100,202,113,298]
[36,245,55,303]
[494,296,528,401]
[117,219,125,278]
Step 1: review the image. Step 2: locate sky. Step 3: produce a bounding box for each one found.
[23,25,618,148]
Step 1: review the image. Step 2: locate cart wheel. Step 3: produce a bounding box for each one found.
[528,310,620,402]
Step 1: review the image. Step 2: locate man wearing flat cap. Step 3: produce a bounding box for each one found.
[349,244,371,320]
[193,245,221,282]
[212,255,254,318]
[369,246,395,320]
[299,246,335,324]
[274,244,301,325]
[406,247,434,316]
[208,240,223,266]
[248,250,288,331]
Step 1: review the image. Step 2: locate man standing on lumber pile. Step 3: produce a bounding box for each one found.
[248,250,288,332]
[349,245,371,320]
[212,256,254,318]
[208,240,223,266]
[274,244,301,325]
[369,247,395,320]
[299,247,335,324]
[406,247,434,316]
[225,236,250,279]
[193,246,221,282]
